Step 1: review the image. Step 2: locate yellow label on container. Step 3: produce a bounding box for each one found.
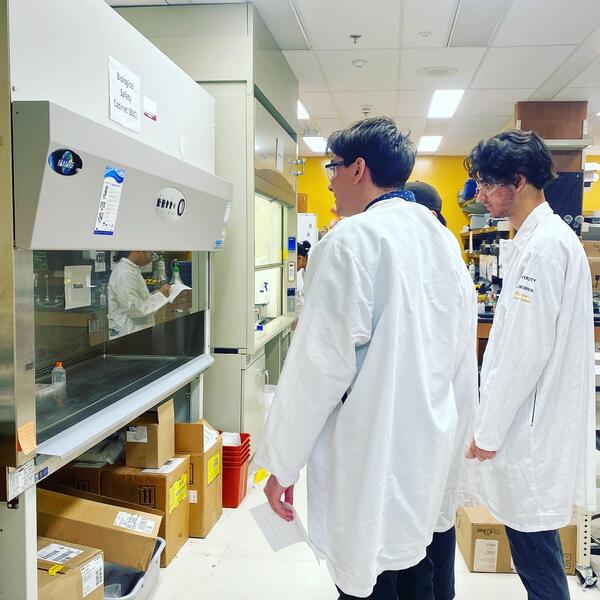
[207,451,221,485]
[168,473,188,514]
[48,565,63,576]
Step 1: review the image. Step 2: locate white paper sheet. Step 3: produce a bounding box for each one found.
[167,282,191,304]
[64,265,92,310]
[250,502,310,553]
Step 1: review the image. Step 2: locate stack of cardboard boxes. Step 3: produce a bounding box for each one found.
[456,505,577,575]
[39,399,224,598]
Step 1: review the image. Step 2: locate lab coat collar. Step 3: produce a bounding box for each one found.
[513,202,553,241]
[121,257,141,270]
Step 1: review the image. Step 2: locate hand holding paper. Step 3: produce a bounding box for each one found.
[167,282,191,303]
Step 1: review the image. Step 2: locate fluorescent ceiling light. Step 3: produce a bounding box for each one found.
[298,100,310,120]
[418,136,443,153]
[303,136,327,153]
[428,90,464,118]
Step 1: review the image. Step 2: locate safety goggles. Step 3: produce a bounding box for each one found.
[475,181,505,197]
[324,159,346,181]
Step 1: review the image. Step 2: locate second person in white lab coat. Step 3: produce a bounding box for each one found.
[465,130,596,600]
[255,117,478,599]
[108,251,170,338]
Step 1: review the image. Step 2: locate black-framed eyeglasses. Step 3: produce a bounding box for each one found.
[324,159,346,181]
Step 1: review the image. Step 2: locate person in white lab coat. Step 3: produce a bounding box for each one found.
[254,117,478,599]
[295,240,311,320]
[464,130,596,600]
[107,251,171,338]
[402,180,477,600]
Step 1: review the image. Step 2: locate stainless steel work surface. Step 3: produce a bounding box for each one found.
[36,354,190,444]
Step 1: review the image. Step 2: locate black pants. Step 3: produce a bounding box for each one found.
[336,528,455,600]
[505,526,570,600]
[336,557,434,600]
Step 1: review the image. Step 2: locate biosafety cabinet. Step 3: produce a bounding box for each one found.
[120,4,300,450]
[0,1,232,596]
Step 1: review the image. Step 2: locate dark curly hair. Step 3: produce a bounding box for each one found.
[327,116,416,189]
[464,129,557,190]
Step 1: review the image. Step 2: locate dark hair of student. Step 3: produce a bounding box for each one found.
[297,240,311,257]
[464,129,557,190]
[327,116,416,189]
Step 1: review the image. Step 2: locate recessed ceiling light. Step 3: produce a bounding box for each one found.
[418,136,443,153]
[428,90,465,118]
[303,136,327,153]
[298,100,310,120]
[352,58,368,69]
[418,66,458,78]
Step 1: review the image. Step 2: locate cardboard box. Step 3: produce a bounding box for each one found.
[126,399,175,469]
[456,505,577,575]
[43,462,105,495]
[37,537,104,600]
[583,240,600,258]
[175,421,223,538]
[37,489,161,572]
[101,456,190,567]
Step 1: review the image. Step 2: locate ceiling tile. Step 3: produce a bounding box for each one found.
[402,0,457,48]
[424,119,449,136]
[399,48,486,90]
[294,0,400,50]
[471,46,576,89]
[455,88,536,117]
[314,118,345,137]
[332,91,397,119]
[569,56,600,88]
[397,90,433,117]
[317,49,399,92]
[493,0,600,47]
[394,117,427,140]
[300,92,339,119]
[283,50,328,92]
[445,116,508,137]
[437,136,483,156]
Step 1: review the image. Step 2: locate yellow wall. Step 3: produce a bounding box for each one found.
[298,156,470,243]
[584,155,600,213]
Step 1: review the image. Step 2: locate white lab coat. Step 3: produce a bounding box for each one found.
[107,258,168,338]
[475,202,596,532]
[255,198,478,597]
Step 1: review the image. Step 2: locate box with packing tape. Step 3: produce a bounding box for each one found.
[37,489,161,572]
[101,455,190,567]
[37,537,104,600]
[175,419,222,538]
[456,505,577,575]
[126,399,175,469]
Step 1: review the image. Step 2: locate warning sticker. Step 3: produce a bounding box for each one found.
[168,473,188,514]
[38,543,83,564]
[7,460,35,501]
[113,511,157,535]
[207,451,221,485]
[473,539,499,572]
[81,554,104,597]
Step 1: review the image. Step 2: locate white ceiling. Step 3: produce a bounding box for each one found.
[109,0,600,157]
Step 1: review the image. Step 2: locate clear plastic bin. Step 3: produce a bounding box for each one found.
[104,537,165,600]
